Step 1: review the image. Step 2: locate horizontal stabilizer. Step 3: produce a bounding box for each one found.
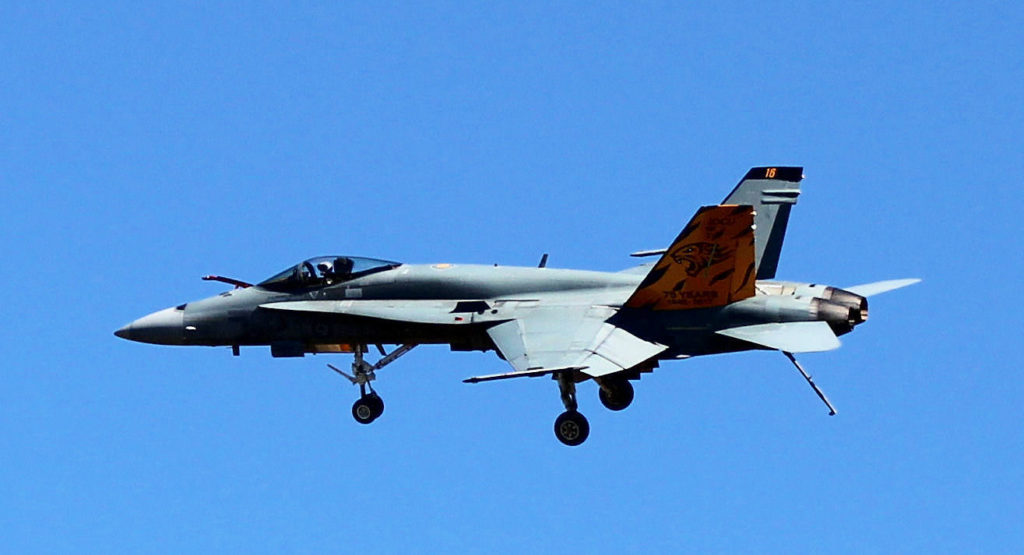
[844,278,921,297]
[716,321,840,353]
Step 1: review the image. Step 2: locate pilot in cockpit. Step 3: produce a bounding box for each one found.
[318,257,354,285]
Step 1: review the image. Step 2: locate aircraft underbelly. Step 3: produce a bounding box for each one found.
[256,310,480,347]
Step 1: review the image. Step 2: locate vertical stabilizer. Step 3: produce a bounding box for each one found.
[625,205,756,310]
[722,167,803,279]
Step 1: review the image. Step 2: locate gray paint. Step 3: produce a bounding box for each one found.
[114,166,918,445]
[721,167,803,279]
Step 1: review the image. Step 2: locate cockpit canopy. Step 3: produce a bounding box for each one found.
[257,256,401,292]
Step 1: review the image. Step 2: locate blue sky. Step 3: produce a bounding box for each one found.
[2,2,1021,552]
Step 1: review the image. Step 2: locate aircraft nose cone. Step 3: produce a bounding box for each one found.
[114,325,132,340]
[114,307,186,345]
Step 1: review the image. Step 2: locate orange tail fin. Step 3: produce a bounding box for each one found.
[624,205,756,310]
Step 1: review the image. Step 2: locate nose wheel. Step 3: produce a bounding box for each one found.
[328,344,416,425]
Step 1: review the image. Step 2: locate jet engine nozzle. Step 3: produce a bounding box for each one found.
[819,287,868,324]
[811,296,868,335]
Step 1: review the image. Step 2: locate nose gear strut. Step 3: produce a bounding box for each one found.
[327,344,417,424]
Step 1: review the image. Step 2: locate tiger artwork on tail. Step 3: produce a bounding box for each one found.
[670,242,734,278]
[624,205,756,310]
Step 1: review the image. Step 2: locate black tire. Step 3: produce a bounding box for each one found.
[352,397,377,424]
[598,379,635,411]
[366,392,385,419]
[554,411,590,446]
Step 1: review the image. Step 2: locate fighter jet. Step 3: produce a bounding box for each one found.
[115,167,919,445]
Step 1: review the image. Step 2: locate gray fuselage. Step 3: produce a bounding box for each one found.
[116,262,866,360]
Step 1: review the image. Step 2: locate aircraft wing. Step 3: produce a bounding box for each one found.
[479,304,667,379]
[262,298,666,379]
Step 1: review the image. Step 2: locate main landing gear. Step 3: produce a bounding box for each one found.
[597,377,634,411]
[351,392,384,424]
[328,344,417,425]
[551,374,637,446]
[553,372,590,446]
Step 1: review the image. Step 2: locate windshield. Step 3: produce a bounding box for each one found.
[258,256,401,292]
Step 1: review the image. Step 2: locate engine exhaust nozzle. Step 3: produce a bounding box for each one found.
[821,287,868,324]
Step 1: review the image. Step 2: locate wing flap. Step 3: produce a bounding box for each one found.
[482,307,667,380]
[715,321,840,353]
[577,323,666,377]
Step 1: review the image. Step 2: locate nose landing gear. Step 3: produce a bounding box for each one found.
[328,344,417,425]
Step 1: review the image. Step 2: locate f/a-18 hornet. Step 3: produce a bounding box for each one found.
[116,167,918,445]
